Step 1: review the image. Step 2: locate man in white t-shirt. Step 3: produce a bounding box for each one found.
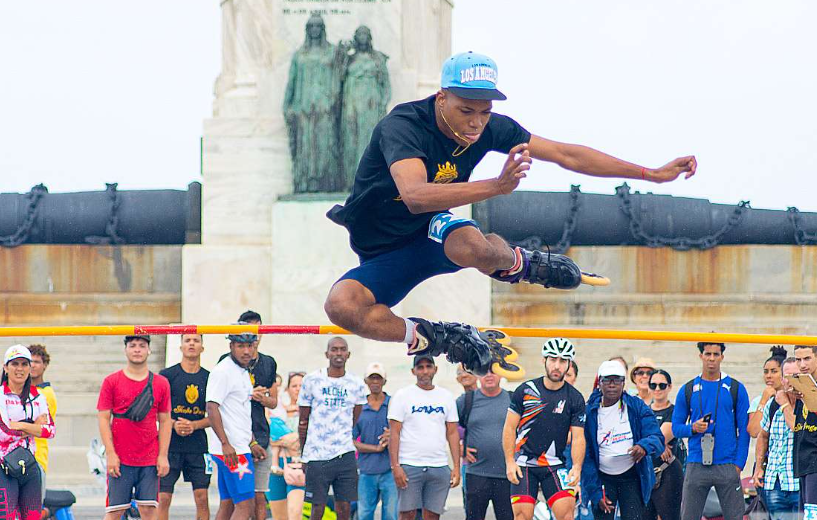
[206,332,268,520]
[388,355,461,520]
[298,337,367,520]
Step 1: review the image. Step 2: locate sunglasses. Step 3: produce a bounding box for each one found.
[600,376,625,385]
[649,382,669,390]
[633,369,654,377]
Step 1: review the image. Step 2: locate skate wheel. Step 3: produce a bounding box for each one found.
[491,360,526,381]
[496,345,519,362]
[581,271,610,286]
[480,328,512,346]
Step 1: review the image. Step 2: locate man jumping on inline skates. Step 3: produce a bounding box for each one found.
[326,51,696,374]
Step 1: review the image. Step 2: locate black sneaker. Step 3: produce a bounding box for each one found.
[407,318,493,375]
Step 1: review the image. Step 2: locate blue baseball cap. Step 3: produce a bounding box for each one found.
[441,51,506,101]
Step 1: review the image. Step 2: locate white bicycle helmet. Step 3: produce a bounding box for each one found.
[541,337,576,360]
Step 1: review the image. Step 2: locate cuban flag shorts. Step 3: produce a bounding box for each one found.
[212,453,255,504]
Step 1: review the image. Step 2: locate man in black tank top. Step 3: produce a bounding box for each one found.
[325,52,697,376]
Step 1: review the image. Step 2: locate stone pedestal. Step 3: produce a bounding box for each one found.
[182,0,482,379]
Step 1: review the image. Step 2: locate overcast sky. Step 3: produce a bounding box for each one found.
[2,0,815,212]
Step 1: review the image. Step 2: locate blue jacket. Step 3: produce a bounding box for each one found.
[582,392,665,506]
[671,374,750,468]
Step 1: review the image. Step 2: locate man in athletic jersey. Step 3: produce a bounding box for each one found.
[325,51,697,374]
[793,345,817,518]
[502,338,586,520]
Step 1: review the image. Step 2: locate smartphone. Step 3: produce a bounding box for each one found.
[702,413,712,423]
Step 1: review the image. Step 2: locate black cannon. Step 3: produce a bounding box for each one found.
[473,184,817,252]
[0,182,201,247]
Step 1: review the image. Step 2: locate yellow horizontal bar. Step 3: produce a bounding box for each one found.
[0,324,814,346]
[0,326,137,337]
[320,325,348,335]
[484,328,817,346]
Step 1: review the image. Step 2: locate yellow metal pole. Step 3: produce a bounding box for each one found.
[0,325,814,345]
[485,328,817,346]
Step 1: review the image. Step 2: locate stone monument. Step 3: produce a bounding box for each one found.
[183,0,490,383]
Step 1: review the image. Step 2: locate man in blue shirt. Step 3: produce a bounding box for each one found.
[672,342,750,520]
[354,362,397,520]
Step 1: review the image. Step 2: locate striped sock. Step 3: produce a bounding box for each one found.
[503,247,524,275]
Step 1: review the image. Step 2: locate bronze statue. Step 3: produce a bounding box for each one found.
[340,26,391,188]
[283,15,345,193]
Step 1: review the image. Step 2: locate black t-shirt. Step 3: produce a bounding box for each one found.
[327,95,531,258]
[159,364,210,454]
[793,400,817,477]
[651,404,679,466]
[508,378,586,467]
[249,353,278,449]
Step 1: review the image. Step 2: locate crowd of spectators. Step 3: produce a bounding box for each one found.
[5,314,817,520]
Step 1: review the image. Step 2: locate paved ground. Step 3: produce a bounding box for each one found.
[66,484,476,520]
[69,505,472,520]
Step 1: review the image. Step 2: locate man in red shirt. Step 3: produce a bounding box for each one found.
[97,335,172,520]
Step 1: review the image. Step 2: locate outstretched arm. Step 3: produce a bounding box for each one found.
[392,143,531,214]
[527,135,696,184]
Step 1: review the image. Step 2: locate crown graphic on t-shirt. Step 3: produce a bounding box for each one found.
[434,162,458,184]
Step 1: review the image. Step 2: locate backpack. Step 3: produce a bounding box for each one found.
[459,389,510,449]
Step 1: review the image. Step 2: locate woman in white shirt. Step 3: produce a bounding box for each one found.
[0,345,56,520]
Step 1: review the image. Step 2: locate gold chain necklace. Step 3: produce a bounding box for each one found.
[438,106,472,157]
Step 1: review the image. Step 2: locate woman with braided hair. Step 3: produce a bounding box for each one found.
[747,346,788,439]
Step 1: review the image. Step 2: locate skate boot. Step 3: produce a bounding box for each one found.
[406,318,493,376]
[491,247,582,290]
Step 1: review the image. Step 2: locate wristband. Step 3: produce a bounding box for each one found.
[780,402,790,411]
[640,167,647,180]
[249,440,259,447]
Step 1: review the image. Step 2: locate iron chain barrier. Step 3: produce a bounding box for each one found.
[615,183,751,251]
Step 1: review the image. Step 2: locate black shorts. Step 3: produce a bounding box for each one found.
[801,472,817,508]
[106,464,159,513]
[304,451,358,505]
[159,452,211,493]
[510,465,576,508]
[338,213,477,307]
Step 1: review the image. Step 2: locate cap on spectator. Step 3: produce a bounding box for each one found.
[630,357,657,383]
[598,360,627,378]
[4,345,32,365]
[124,335,151,345]
[413,355,435,368]
[227,321,258,343]
[365,362,387,379]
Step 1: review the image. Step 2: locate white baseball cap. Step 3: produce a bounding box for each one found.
[598,360,627,378]
[365,362,387,379]
[4,344,32,365]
